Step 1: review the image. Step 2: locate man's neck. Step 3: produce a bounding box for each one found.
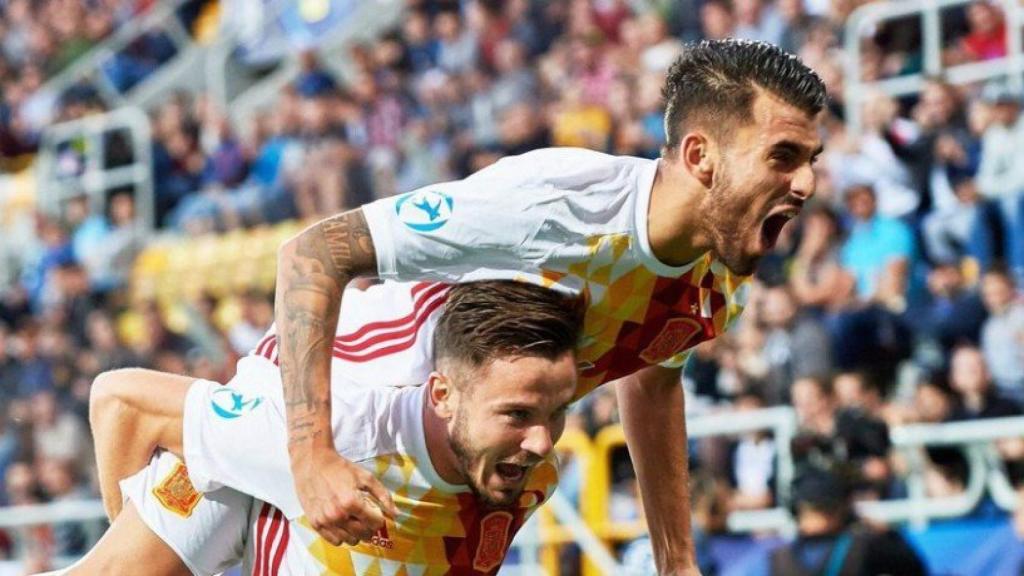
[421,393,466,485]
[647,157,712,266]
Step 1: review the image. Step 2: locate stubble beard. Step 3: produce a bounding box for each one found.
[706,170,757,276]
[448,409,518,508]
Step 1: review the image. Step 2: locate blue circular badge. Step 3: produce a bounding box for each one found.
[395,190,454,232]
[210,387,263,419]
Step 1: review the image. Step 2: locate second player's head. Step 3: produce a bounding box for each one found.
[428,281,582,507]
[661,39,826,275]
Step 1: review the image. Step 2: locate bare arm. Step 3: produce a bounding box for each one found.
[88,369,193,520]
[275,208,396,545]
[615,365,700,575]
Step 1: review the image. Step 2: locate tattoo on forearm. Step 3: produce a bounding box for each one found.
[276,210,377,446]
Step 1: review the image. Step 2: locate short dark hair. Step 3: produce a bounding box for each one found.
[661,39,826,151]
[433,281,583,372]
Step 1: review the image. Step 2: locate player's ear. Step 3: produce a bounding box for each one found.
[680,131,715,188]
[428,371,454,420]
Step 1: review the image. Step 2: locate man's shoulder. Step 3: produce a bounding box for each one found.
[475,147,652,187]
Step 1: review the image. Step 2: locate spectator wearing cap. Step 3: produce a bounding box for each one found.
[767,468,926,576]
[975,81,1024,279]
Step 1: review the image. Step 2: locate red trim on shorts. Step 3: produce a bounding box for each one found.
[261,505,283,576]
[270,508,289,575]
[254,502,272,576]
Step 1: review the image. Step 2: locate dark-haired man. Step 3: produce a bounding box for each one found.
[73,281,581,574]
[270,38,824,575]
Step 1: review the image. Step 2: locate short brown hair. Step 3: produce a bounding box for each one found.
[433,281,582,370]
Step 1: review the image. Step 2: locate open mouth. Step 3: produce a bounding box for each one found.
[760,212,795,252]
[495,463,528,483]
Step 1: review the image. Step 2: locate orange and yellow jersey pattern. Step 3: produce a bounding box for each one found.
[231,388,558,576]
[363,147,750,399]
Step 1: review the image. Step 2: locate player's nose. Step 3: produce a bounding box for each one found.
[521,425,554,459]
[791,163,816,201]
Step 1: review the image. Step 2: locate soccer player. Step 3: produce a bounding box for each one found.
[272,39,824,575]
[72,281,581,575]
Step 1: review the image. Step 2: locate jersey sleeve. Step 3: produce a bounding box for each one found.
[362,150,633,283]
[182,367,393,521]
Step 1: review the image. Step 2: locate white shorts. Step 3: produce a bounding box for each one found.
[120,451,252,576]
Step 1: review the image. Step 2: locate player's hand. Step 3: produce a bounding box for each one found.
[293,448,398,546]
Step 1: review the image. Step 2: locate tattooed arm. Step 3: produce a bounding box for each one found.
[275,208,397,546]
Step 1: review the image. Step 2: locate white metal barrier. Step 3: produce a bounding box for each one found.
[207,0,404,125]
[2,412,1023,571]
[843,0,1024,134]
[857,416,1024,529]
[35,0,202,111]
[35,106,154,230]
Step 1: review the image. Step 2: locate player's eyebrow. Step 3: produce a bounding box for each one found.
[771,140,824,160]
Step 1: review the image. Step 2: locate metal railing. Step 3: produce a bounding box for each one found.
[34,0,201,111]
[585,407,800,548]
[35,106,153,230]
[843,0,1024,134]
[3,411,1024,573]
[206,0,404,125]
[857,415,1024,529]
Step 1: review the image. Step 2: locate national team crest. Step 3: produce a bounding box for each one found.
[473,511,513,572]
[152,462,202,518]
[639,317,704,364]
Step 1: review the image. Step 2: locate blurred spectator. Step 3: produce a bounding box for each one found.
[790,205,854,315]
[733,0,785,46]
[946,2,1007,65]
[916,262,987,360]
[37,458,88,557]
[974,82,1024,278]
[769,468,926,576]
[84,310,139,373]
[912,376,956,424]
[227,290,274,357]
[790,377,837,462]
[832,91,920,218]
[12,323,55,400]
[840,184,915,303]
[435,10,478,74]
[30,391,90,473]
[758,284,833,404]
[979,268,1024,398]
[729,391,776,510]
[948,345,1019,420]
[834,372,883,414]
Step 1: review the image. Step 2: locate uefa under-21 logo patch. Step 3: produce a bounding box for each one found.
[395,189,453,232]
[211,387,263,419]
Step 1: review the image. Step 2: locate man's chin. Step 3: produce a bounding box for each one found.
[721,253,760,277]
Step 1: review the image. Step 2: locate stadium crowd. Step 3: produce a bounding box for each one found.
[0,0,1023,572]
